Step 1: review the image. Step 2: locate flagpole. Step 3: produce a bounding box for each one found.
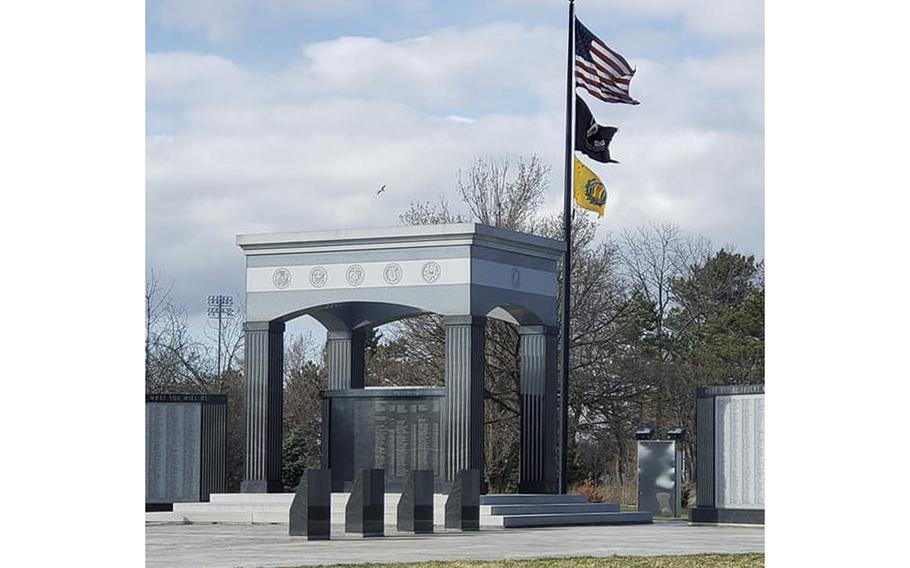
[559,0,575,495]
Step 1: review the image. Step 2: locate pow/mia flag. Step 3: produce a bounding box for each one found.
[575,95,618,164]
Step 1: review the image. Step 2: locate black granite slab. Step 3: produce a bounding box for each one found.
[345,468,385,537]
[289,469,332,539]
[397,469,434,533]
[689,506,764,525]
[444,469,480,531]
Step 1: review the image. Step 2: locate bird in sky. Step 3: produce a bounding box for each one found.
[377,184,387,195]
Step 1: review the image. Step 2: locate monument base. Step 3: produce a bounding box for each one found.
[689,507,764,525]
[241,479,285,493]
[146,492,654,528]
[518,480,558,494]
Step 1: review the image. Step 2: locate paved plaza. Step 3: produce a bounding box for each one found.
[146,521,764,568]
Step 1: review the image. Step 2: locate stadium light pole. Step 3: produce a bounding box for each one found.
[207,295,235,378]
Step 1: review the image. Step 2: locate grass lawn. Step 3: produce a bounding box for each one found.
[285,554,764,568]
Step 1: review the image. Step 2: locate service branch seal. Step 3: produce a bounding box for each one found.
[346,264,365,287]
[511,268,521,289]
[421,261,441,283]
[309,266,328,288]
[272,268,292,289]
[584,178,607,208]
[383,263,403,285]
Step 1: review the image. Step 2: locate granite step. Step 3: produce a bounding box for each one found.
[167,493,448,526]
[209,493,295,504]
[208,493,589,506]
[150,493,647,528]
[484,502,620,515]
[149,510,289,524]
[497,511,653,528]
[479,494,589,505]
[174,502,293,512]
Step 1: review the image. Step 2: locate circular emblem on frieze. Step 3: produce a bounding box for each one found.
[346,264,365,287]
[272,268,292,289]
[308,266,327,288]
[383,263,403,285]
[511,268,521,289]
[421,261,441,283]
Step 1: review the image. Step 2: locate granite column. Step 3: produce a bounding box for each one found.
[241,321,285,493]
[519,324,559,493]
[325,329,366,390]
[442,316,485,483]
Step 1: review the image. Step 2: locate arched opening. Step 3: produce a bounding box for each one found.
[249,300,558,494]
[276,301,451,492]
[363,314,445,387]
[483,314,522,493]
[482,303,557,494]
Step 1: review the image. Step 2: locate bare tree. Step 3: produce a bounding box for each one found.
[145,270,213,393]
[145,270,171,383]
[455,156,550,232]
[383,155,552,491]
[282,333,327,489]
[616,222,690,432]
[203,295,246,392]
[399,195,465,226]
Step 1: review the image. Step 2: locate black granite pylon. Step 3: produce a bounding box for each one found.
[444,469,480,531]
[397,469,435,533]
[345,468,385,537]
[288,469,332,539]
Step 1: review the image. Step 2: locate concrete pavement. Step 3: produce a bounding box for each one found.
[146,521,764,568]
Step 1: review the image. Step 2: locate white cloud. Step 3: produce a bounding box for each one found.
[496,0,763,44]
[146,52,259,104]
[147,20,763,327]
[296,24,563,109]
[149,0,426,42]
[152,0,764,46]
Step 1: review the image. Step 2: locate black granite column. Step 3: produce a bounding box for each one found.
[519,325,559,493]
[241,321,285,493]
[326,329,365,390]
[442,316,485,483]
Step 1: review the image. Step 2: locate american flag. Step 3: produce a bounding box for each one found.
[574,18,639,105]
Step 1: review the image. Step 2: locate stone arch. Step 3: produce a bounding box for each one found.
[237,224,563,494]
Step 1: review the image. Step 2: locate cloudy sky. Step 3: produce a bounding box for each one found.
[146,0,763,341]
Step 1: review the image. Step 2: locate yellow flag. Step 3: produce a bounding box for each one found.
[573,157,607,218]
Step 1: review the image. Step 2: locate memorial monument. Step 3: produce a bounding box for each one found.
[690,384,764,524]
[236,223,564,494]
[146,394,226,510]
[637,439,683,517]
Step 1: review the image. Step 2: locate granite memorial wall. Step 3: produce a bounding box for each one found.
[145,393,226,510]
[323,387,445,492]
[690,384,764,524]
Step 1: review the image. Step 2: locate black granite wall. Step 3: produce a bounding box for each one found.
[324,388,446,492]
